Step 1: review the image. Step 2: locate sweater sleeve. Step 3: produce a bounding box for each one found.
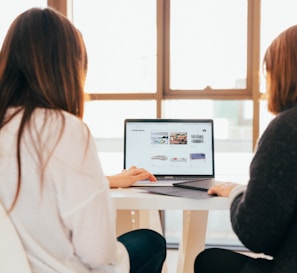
[230,112,297,256]
[228,184,246,206]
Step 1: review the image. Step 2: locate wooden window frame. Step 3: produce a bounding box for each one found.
[48,0,261,149]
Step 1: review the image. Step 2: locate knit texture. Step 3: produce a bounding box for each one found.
[230,104,297,273]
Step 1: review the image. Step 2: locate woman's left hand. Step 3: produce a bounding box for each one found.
[207,182,239,197]
[107,166,157,188]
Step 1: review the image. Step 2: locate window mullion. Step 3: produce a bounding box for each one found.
[248,0,261,150]
[47,0,67,15]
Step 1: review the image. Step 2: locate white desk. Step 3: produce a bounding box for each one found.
[103,152,252,273]
[111,188,229,273]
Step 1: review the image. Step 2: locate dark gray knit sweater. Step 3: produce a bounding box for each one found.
[231,104,297,273]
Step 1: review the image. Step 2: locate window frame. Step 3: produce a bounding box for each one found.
[48,0,262,149]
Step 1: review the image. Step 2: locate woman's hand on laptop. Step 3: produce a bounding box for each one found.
[207,182,239,197]
[107,166,157,188]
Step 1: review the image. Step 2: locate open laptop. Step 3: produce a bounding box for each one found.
[124,118,220,189]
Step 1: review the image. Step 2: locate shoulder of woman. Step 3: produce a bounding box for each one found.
[31,108,92,153]
[38,108,89,137]
[256,108,297,150]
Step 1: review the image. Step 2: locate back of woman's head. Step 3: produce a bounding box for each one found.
[0,7,88,120]
[0,8,88,211]
[264,25,297,114]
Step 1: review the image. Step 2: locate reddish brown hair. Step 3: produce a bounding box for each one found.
[263,25,297,114]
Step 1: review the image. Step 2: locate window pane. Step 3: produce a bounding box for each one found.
[72,0,156,93]
[163,100,253,153]
[261,0,297,59]
[0,0,47,47]
[259,0,297,138]
[260,0,297,93]
[260,100,274,135]
[170,0,247,90]
[84,100,156,174]
[83,100,156,150]
[165,210,243,247]
[84,100,156,138]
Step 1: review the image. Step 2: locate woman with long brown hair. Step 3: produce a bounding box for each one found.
[0,7,165,273]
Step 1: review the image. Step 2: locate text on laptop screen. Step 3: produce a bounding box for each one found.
[124,119,214,176]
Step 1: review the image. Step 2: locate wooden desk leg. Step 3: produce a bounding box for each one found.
[116,210,164,235]
[116,210,168,273]
[176,210,208,273]
[116,210,135,236]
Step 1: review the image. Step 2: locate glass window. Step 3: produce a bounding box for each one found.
[259,0,297,132]
[170,0,247,90]
[259,100,275,136]
[84,100,156,147]
[72,0,157,93]
[261,0,297,62]
[260,0,297,93]
[165,210,243,247]
[163,100,253,153]
[84,100,156,138]
[84,100,156,174]
[0,0,47,47]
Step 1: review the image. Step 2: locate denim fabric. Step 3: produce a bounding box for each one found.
[118,229,166,273]
[194,248,253,273]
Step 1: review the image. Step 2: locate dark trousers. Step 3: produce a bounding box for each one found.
[118,229,166,273]
[194,248,253,273]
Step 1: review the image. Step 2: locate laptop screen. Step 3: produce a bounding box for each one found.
[124,119,214,177]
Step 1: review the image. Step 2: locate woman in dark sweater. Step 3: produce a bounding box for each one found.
[194,25,297,273]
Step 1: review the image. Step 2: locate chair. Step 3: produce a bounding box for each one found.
[0,202,32,273]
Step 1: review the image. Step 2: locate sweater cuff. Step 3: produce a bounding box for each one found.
[229,184,247,206]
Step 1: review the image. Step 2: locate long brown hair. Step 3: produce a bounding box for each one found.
[0,8,88,210]
[263,25,297,114]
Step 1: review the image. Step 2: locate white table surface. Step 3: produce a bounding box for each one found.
[105,152,252,273]
[111,188,232,273]
[111,187,229,210]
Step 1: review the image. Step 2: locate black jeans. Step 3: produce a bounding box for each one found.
[117,229,166,273]
[194,248,253,273]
